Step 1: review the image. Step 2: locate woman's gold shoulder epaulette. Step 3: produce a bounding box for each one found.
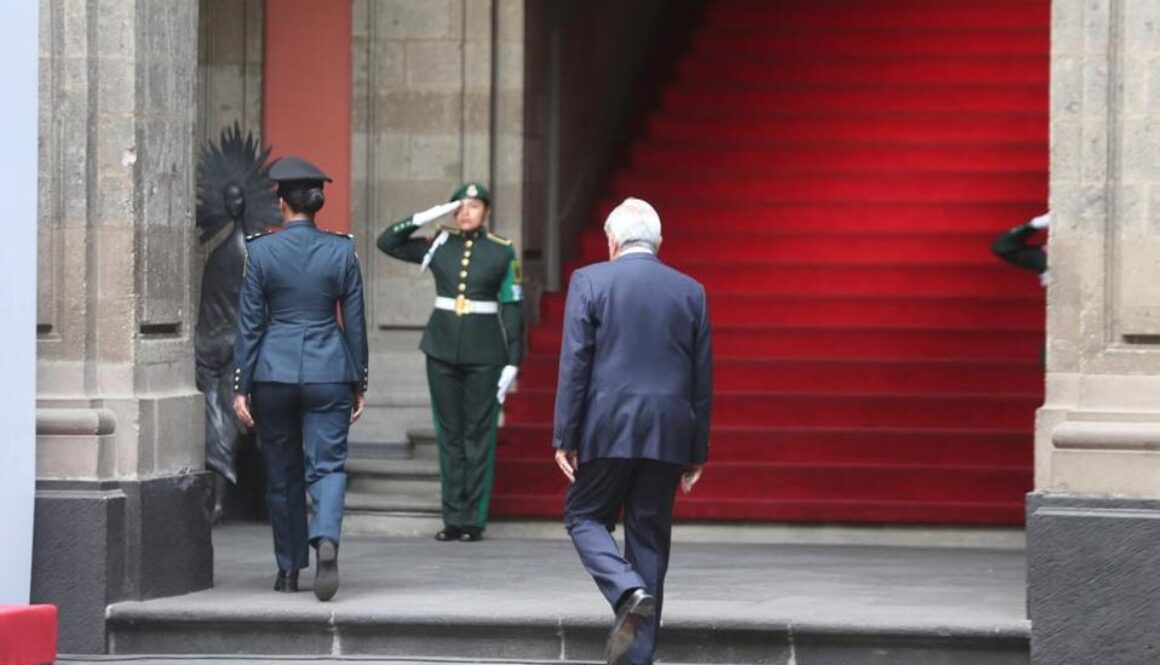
[485,232,512,246]
[437,225,461,236]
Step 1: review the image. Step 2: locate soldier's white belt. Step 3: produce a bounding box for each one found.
[435,296,499,316]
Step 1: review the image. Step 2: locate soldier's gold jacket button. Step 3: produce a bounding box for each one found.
[464,251,472,259]
[465,240,474,248]
[458,283,466,292]
[459,271,468,279]
[461,259,469,266]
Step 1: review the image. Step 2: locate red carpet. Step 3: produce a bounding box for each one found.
[0,605,57,665]
[494,0,1048,525]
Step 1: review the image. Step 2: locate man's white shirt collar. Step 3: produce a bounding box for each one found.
[618,246,655,257]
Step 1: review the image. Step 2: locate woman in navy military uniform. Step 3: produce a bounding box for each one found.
[377,182,524,542]
[233,156,368,600]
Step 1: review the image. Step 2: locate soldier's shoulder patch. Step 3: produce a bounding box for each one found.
[245,230,273,242]
[485,232,512,246]
[325,230,355,240]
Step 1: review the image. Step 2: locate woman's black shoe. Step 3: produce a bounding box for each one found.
[459,529,483,542]
[435,527,463,542]
[274,570,299,592]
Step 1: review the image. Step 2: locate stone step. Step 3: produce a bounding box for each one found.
[105,526,1030,664]
[345,491,439,514]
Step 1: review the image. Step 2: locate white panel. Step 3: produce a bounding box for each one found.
[0,2,39,604]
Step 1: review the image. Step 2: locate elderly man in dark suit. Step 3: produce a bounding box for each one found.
[552,197,713,665]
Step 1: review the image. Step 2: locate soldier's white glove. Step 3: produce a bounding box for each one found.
[413,200,461,227]
[496,365,519,404]
[1029,212,1051,230]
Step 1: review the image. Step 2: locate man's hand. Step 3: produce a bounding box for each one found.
[681,464,704,495]
[555,449,578,483]
[413,200,461,226]
[496,365,519,404]
[351,390,366,424]
[233,393,254,429]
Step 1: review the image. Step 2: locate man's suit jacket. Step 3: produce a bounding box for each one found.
[552,252,712,466]
[233,219,369,395]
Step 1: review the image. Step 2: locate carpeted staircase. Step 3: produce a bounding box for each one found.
[493,0,1048,525]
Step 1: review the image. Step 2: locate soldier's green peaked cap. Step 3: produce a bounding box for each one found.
[449,182,490,205]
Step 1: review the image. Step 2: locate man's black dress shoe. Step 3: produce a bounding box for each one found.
[459,528,483,542]
[435,527,463,542]
[313,539,339,601]
[605,587,655,665]
[274,570,299,593]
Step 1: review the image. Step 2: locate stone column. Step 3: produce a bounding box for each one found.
[1029,1,1160,661]
[34,0,211,653]
[350,0,527,446]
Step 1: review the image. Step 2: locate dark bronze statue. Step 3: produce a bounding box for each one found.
[195,124,280,521]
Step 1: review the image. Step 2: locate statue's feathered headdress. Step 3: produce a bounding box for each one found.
[195,123,280,241]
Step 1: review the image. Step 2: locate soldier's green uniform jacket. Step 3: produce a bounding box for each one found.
[376,219,524,367]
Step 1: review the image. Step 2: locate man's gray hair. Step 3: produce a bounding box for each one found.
[603,197,662,251]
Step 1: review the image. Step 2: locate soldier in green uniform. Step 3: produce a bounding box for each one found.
[377,182,524,542]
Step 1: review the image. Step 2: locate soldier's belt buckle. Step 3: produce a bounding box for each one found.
[454,295,471,316]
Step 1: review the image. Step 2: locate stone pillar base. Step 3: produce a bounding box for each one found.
[31,472,214,653]
[1027,492,1160,664]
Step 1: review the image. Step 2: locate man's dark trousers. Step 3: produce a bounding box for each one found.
[252,382,353,572]
[426,356,503,532]
[564,458,685,665]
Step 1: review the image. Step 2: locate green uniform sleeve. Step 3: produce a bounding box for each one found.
[991,223,1047,273]
[376,216,429,264]
[498,250,524,365]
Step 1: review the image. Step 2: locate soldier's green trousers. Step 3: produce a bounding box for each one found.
[426,356,503,532]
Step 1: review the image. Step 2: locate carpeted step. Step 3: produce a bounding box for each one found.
[539,293,1044,328]
[591,200,1048,233]
[491,493,1027,525]
[497,423,1032,466]
[691,29,1048,58]
[647,114,1048,145]
[704,3,1047,31]
[573,230,1035,264]
[662,83,1047,115]
[504,390,1037,429]
[628,143,1047,174]
[528,324,1043,360]
[557,262,1043,297]
[517,356,1041,394]
[496,459,1030,501]
[678,56,1047,86]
